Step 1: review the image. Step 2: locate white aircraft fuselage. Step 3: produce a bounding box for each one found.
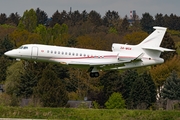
[4,26,174,77]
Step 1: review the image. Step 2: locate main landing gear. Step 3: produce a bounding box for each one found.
[88,67,100,78]
[90,72,99,78]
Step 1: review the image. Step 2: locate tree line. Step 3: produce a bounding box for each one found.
[0,8,180,109]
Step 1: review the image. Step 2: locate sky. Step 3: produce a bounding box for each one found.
[0,0,179,18]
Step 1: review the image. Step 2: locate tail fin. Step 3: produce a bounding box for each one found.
[139,26,174,52]
[139,26,167,47]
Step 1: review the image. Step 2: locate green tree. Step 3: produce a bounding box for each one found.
[50,10,68,27]
[108,27,117,34]
[81,10,88,22]
[70,10,82,26]
[119,17,129,33]
[36,8,48,25]
[49,64,69,80]
[167,14,180,30]
[20,9,37,32]
[103,10,120,27]
[142,72,157,106]
[154,13,165,27]
[0,56,10,83]
[140,13,154,33]
[66,37,77,47]
[0,35,14,56]
[60,23,68,34]
[0,24,16,39]
[129,75,149,109]
[88,10,102,26]
[0,36,14,83]
[160,33,177,61]
[17,61,45,98]
[99,70,122,106]
[5,61,24,95]
[35,69,68,107]
[129,72,156,109]
[150,56,180,99]
[50,23,69,45]
[105,92,125,109]
[123,31,148,45]
[35,24,48,44]
[18,70,38,98]
[10,29,41,47]
[52,23,61,40]
[0,13,7,24]
[6,13,20,26]
[17,20,25,30]
[161,71,180,100]
[121,69,138,102]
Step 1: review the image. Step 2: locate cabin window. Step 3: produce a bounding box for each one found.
[54,51,56,54]
[62,52,64,55]
[80,53,82,56]
[47,50,49,53]
[51,51,53,53]
[65,52,67,55]
[69,52,71,55]
[76,53,78,56]
[84,54,86,57]
[58,51,60,54]
[72,53,74,56]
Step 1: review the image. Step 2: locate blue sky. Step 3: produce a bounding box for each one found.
[0,0,179,18]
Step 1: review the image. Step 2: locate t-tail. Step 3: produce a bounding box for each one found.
[138,26,175,58]
[110,26,175,70]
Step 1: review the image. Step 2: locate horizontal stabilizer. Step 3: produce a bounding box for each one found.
[142,47,175,52]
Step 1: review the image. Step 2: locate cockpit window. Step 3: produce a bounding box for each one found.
[23,46,28,49]
[18,46,28,49]
[18,46,23,49]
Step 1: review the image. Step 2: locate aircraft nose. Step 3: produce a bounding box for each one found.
[4,50,14,57]
[4,51,10,56]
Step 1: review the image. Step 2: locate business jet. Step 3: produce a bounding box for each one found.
[4,26,174,77]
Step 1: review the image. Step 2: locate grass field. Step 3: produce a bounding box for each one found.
[0,106,180,120]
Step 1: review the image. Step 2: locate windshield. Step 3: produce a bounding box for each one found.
[23,46,28,49]
[18,46,28,49]
[18,46,23,49]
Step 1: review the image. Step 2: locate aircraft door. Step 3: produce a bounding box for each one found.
[31,46,38,59]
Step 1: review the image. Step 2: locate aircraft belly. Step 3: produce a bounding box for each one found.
[65,58,118,66]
